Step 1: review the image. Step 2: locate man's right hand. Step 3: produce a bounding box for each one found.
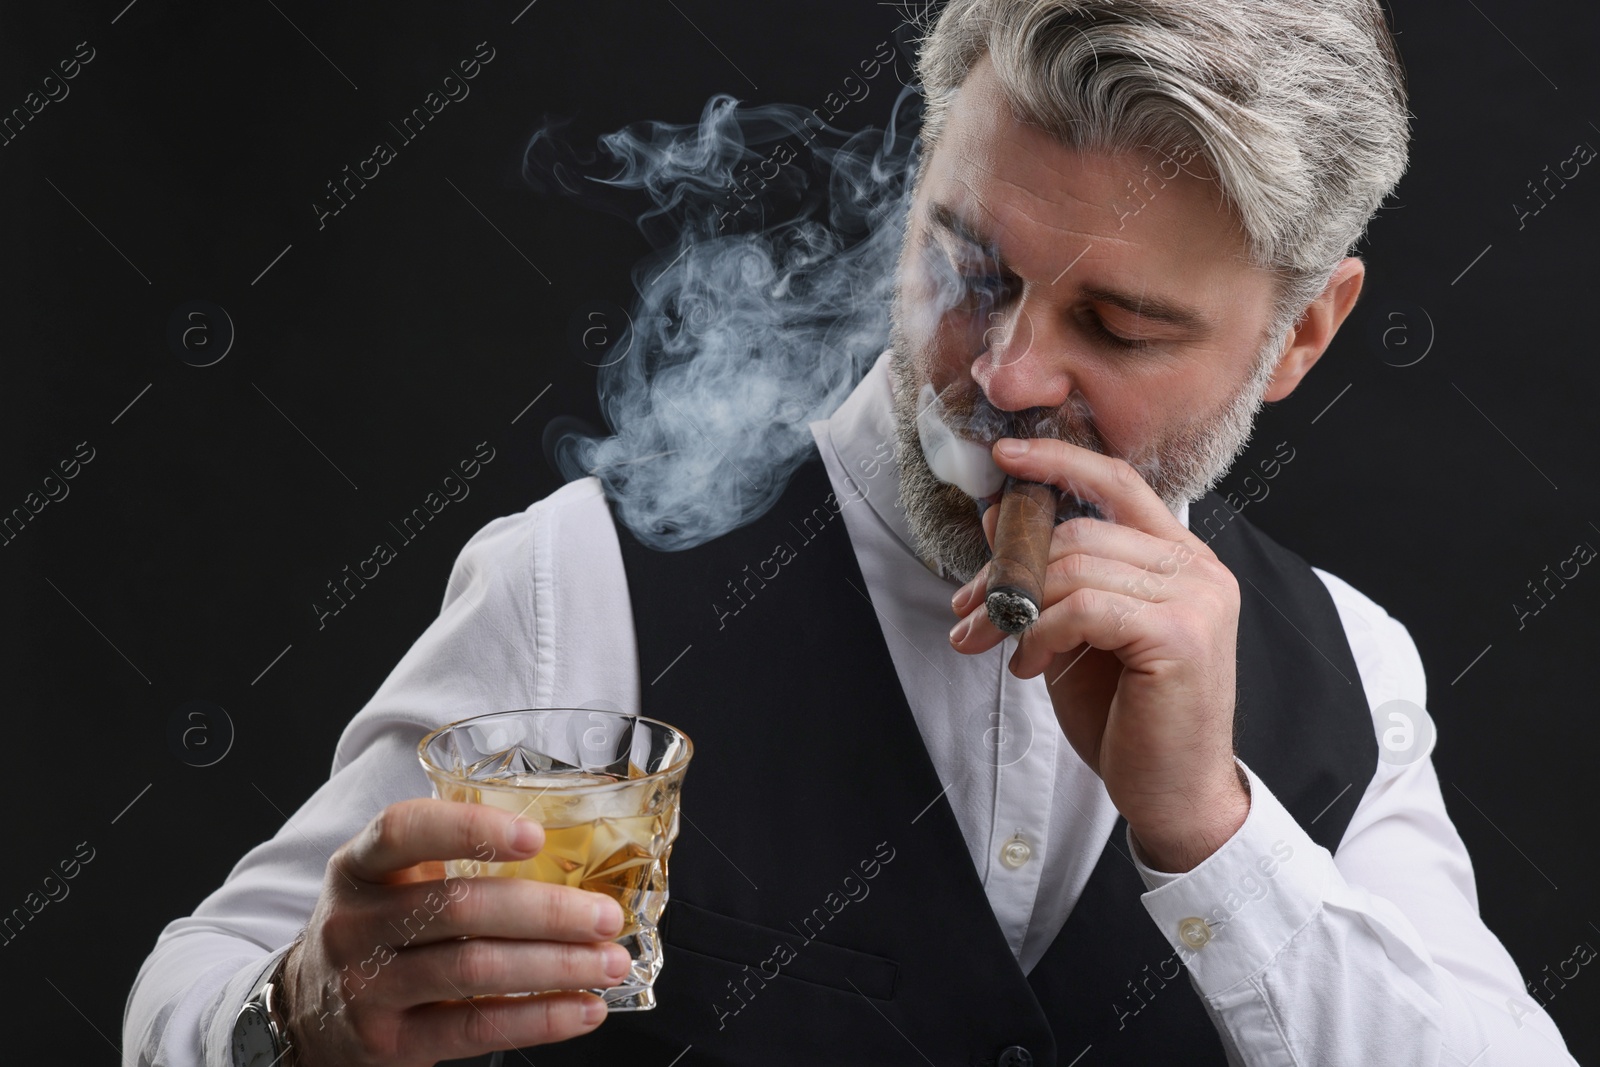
[278,797,630,1067]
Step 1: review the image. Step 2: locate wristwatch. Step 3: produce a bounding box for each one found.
[231,948,299,1067]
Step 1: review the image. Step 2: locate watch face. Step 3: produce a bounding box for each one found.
[232,1005,279,1067]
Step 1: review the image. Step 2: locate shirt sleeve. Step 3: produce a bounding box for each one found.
[1124,569,1579,1066]
[121,508,549,1067]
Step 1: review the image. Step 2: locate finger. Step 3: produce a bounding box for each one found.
[1010,587,1159,678]
[950,552,1169,656]
[379,876,625,947]
[953,504,1205,618]
[991,437,1186,539]
[339,799,543,884]
[393,937,631,1003]
[949,598,1007,654]
[1040,552,1181,609]
[399,990,605,1057]
[952,559,991,616]
[1049,515,1209,573]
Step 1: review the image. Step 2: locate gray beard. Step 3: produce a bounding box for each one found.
[887,309,1282,584]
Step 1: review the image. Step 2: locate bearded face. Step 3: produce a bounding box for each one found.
[880,58,1303,584]
[887,304,1280,583]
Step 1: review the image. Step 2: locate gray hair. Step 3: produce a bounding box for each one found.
[914,0,1411,345]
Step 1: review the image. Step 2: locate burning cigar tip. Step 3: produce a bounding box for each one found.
[985,588,1039,635]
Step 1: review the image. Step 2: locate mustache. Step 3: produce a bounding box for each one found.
[931,382,1109,455]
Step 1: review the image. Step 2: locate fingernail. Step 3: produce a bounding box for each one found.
[997,437,1029,456]
[951,578,977,613]
[594,899,624,938]
[949,616,973,644]
[510,819,541,853]
[583,996,607,1024]
[603,944,632,981]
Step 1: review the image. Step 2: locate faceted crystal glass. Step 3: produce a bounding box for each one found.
[417,708,693,1011]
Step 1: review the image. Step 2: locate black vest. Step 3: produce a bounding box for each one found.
[457,446,1376,1067]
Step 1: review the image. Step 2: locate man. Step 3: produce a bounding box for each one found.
[125,1,1580,1064]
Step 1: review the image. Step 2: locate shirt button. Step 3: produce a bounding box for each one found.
[996,1046,1034,1067]
[999,833,1032,869]
[1177,916,1213,949]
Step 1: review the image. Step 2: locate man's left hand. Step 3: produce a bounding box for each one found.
[948,436,1249,873]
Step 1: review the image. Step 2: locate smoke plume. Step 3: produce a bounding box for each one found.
[522,87,923,550]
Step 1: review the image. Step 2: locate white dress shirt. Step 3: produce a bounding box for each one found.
[124,349,1577,1066]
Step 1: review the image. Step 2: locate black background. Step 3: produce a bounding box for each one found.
[2,0,1597,1062]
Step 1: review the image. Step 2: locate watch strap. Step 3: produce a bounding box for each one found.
[239,940,300,1066]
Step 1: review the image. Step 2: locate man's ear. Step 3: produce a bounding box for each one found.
[1263,257,1366,402]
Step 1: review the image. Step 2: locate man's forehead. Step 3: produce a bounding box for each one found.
[926,58,1244,250]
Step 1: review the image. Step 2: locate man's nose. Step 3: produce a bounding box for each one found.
[968,294,1074,413]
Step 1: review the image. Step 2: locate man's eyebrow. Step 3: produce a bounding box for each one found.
[928,202,1005,264]
[1079,285,1213,334]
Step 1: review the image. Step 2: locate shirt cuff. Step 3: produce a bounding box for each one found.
[1127,757,1339,994]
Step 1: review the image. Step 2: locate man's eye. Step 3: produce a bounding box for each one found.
[1083,313,1150,352]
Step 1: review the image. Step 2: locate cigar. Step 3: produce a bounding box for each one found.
[984,477,1061,634]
